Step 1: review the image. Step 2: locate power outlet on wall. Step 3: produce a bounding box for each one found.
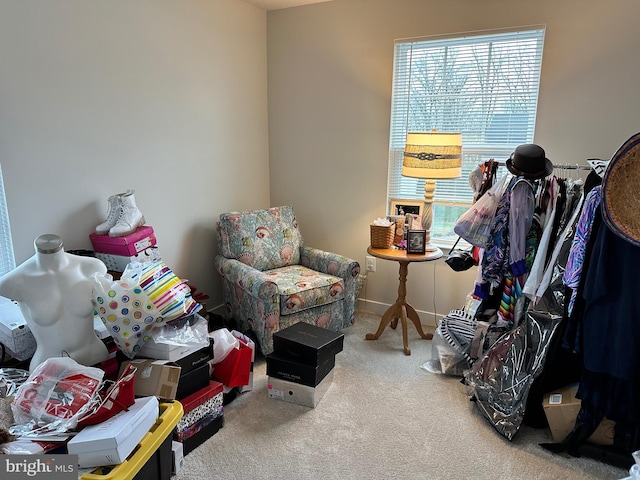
[365,256,376,272]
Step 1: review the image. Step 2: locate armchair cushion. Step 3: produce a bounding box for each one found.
[265,265,344,315]
[217,206,303,271]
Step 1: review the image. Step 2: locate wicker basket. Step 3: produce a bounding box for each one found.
[370,223,394,248]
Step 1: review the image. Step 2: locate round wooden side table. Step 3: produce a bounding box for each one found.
[365,245,442,355]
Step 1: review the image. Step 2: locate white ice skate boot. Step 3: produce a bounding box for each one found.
[95,191,129,235]
[108,190,146,237]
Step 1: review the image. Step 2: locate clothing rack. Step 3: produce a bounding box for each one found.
[552,163,592,171]
[491,161,592,171]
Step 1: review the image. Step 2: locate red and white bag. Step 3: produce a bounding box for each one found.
[10,357,104,436]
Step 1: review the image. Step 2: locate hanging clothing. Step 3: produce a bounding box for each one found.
[581,207,640,380]
[523,177,559,299]
[473,159,499,202]
[562,185,602,316]
[509,178,537,276]
[533,182,585,303]
[476,177,535,298]
[545,178,569,264]
[571,206,640,446]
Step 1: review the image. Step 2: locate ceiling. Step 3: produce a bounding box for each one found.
[244,0,333,11]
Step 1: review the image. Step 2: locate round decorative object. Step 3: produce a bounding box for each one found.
[602,132,640,246]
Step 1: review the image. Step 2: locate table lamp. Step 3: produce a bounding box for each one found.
[402,131,462,252]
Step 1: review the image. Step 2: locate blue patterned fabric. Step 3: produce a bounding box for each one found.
[217,206,303,271]
[215,206,360,355]
[563,185,602,316]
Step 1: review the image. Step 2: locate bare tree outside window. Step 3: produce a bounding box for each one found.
[388,27,545,244]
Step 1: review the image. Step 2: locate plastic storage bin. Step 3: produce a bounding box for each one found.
[81,401,183,480]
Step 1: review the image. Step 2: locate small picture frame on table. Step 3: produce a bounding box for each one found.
[406,229,426,255]
[389,199,422,217]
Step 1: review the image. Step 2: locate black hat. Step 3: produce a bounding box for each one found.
[506,144,553,179]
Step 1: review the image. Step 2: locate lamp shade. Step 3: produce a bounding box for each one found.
[402,131,462,179]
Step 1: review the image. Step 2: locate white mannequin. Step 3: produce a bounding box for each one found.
[0,234,109,371]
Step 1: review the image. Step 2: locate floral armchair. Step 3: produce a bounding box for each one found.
[214,206,360,356]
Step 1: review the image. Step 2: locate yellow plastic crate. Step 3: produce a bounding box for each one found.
[81,401,184,480]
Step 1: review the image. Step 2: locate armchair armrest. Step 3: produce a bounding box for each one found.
[300,247,361,327]
[300,247,360,280]
[214,255,278,300]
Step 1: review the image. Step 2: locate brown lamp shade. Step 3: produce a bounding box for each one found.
[402,131,462,179]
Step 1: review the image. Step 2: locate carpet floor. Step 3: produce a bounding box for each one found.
[173,311,629,480]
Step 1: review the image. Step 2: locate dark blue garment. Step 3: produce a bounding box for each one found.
[582,206,640,381]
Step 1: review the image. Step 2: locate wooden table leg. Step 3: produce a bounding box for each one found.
[365,260,431,355]
[406,303,433,341]
[365,302,401,341]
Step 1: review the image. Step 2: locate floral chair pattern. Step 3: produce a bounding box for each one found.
[214,206,360,355]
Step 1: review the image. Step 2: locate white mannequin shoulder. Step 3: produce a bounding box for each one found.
[0,234,108,371]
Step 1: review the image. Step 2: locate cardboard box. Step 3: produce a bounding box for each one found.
[95,246,162,272]
[67,396,159,468]
[120,359,181,400]
[543,384,615,445]
[90,225,157,257]
[589,418,616,446]
[266,351,335,387]
[267,369,334,408]
[273,322,344,366]
[0,296,36,361]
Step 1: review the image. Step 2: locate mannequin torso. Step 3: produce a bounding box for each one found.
[0,234,109,371]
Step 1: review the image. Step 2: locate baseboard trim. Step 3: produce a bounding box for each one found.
[356,298,441,327]
[210,300,441,328]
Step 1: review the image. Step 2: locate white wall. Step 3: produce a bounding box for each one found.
[267,0,640,324]
[2,0,640,327]
[0,0,269,304]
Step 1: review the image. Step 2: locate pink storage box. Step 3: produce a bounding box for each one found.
[90,225,157,256]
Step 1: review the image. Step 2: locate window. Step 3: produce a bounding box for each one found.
[0,164,15,276]
[387,26,545,244]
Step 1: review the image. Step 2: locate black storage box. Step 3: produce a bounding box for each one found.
[266,352,335,387]
[176,362,210,400]
[182,415,224,456]
[273,322,344,366]
[133,429,172,480]
[174,341,214,375]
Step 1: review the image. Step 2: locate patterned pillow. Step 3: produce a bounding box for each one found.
[217,206,303,271]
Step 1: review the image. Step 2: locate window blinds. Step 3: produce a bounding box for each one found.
[0,163,15,277]
[387,27,545,209]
